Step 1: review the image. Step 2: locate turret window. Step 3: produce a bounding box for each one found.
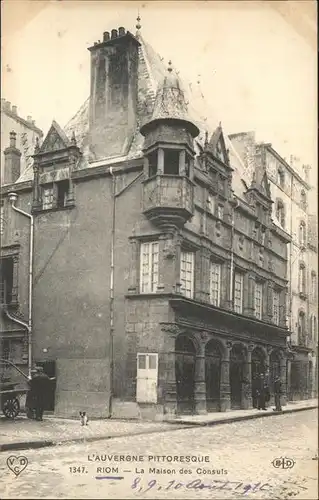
[148,151,158,177]
[185,153,191,177]
[164,149,179,175]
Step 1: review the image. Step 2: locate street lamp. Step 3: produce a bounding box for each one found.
[8,192,34,378]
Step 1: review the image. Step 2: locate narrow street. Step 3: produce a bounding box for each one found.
[1,410,317,499]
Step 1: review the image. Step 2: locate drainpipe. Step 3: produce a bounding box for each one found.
[8,192,34,379]
[107,168,144,417]
[288,175,293,333]
[108,168,116,417]
[229,199,239,307]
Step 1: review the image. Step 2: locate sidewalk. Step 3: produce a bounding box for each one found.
[0,399,317,452]
[166,398,318,425]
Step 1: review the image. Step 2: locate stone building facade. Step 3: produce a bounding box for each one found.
[1,99,43,185]
[1,26,292,419]
[0,100,43,383]
[230,133,318,400]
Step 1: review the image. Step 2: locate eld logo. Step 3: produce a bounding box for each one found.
[272,457,295,469]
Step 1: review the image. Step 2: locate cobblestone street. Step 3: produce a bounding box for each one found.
[0,410,317,499]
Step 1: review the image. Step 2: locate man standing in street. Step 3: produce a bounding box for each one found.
[28,366,51,421]
[273,375,282,412]
[256,373,267,410]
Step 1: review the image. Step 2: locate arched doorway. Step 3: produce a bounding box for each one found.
[175,335,196,414]
[269,350,281,394]
[230,344,245,409]
[205,340,222,412]
[251,348,266,408]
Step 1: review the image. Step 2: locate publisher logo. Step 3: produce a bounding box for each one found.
[272,457,295,469]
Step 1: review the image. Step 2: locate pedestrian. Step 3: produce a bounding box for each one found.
[28,366,51,421]
[25,368,37,419]
[273,375,282,412]
[256,373,267,410]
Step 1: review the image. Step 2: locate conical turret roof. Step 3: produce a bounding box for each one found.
[140,61,199,138]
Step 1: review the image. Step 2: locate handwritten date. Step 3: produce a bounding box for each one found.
[131,477,272,495]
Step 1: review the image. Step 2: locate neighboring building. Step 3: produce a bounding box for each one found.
[1,26,292,419]
[229,132,318,400]
[0,100,43,383]
[1,99,43,184]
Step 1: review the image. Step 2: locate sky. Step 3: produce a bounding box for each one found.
[1,0,317,181]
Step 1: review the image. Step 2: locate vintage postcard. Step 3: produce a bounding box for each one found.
[0,1,318,499]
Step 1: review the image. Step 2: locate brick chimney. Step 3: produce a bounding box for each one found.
[88,27,140,159]
[3,131,21,184]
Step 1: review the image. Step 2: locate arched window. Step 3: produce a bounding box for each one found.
[298,263,306,294]
[300,190,307,210]
[277,167,285,188]
[275,199,285,228]
[299,220,306,246]
[311,271,317,301]
[298,311,306,345]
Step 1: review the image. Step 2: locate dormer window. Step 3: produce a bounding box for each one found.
[41,180,71,211]
[164,149,179,175]
[43,184,54,210]
[57,180,70,209]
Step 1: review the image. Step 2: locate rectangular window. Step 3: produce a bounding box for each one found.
[273,290,280,325]
[138,354,146,369]
[57,180,69,208]
[180,250,194,299]
[217,204,224,220]
[163,149,180,175]
[42,184,54,210]
[234,272,244,313]
[207,194,215,214]
[148,150,158,177]
[140,242,159,293]
[0,257,14,305]
[210,262,221,306]
[2,339,10,361]
[255,282,263,320]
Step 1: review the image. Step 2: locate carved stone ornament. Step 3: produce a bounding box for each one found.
[266,345,273,354]
[161,323,185,336]
[226,340,233,349]
[248,343,255,352]
[163,239,176,260]
[200,331,210,342]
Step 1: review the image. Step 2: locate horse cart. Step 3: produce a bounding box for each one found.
[0,359,29,419]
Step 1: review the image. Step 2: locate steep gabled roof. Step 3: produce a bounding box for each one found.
[14,31,247,200]
[39,120,71,154]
